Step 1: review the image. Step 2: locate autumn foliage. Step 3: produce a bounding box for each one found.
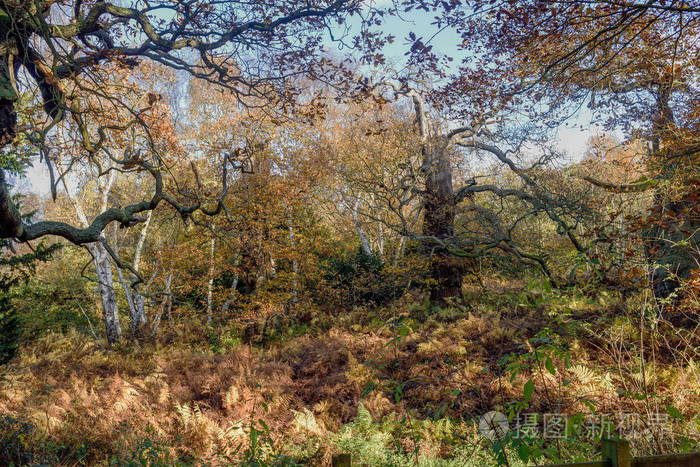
[0,1,699,466]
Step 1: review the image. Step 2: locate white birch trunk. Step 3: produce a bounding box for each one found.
[151,271,172,336]
[289,222,298,306]
[221,253,240,314]
[206,236,215,326]
[116,264,137,321]
[130,210,152,331]
[352,195,372,257]
[89,241,122,345]
[395,236,407,262]
[65,172,122,345]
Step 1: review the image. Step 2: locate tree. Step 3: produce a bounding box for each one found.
[313,96,422,262]
[358,79,599,300]
[65,168,123,344]
[494,0,699,300]
[0,0,362,248]
[397,0,699,299]
[368,81,470,302]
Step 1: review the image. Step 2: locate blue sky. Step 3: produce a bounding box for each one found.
[355,6,600,152]
[337,6,600,161]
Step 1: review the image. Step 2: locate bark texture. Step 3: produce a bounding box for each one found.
[90,242,122,345]
[644,84,700,303]
[384,82,465,304]
[0,98,22,239]
[0,99,17,147]
[66,172,123,344]
[128,211,152,331]
[421,144,463,303]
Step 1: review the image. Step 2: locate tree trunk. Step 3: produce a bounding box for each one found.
[396,83,463,304]
[221,271,239,314]
[422,145,463,304]
[0,91,19,236]
[0,169,23,239]
[112,222,141,335]
[129,211,152,331]
[352,195,372,257]
[151,271,172,336]
[90,242,122,345]
[395,236,406,262]
[0,98,17,148]
[66,172,122,344]
[0,96,22,237]
[116,264,139,329]
[206,236,215,326]
[221,253,240,314]
[644,84,699,304]
[288,222,299,307]
[133,294,146,329]
[645,191,699,303]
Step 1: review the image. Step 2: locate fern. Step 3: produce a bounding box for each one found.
[292,408,325,436]
[354,402,373,431]
[570,364,598,386]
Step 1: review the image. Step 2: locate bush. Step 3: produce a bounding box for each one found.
[9,278,92,342]
[0,415,60,466]
[0,277,20,365]
[319,248,422,307]
[0,234,61,365]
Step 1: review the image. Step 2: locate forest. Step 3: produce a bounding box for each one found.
[0,0,699,465]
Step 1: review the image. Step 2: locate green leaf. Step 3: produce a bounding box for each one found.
[523,379,534,402]
[531,446,543,459]
[518,442,531,463]
[568,264,578,280]
[0,78,17,100]
[492,439,504,454]
[545,356,556,376]
[361,382,376,398]
[666,405,684,420]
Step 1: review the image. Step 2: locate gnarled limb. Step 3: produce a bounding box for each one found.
[581,175,659,193]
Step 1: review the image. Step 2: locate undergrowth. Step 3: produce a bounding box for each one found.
[1,279,699,465]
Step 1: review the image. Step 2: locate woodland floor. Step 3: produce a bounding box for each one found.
[1,279,699,466]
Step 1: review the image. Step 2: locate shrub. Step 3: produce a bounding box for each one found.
[0,277,20,365]
[9,278,92,341]
[0,415,59,466]
[319,248,424,307]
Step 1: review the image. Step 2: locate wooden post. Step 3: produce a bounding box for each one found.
[602,439,631,467]
[332,453,352,467]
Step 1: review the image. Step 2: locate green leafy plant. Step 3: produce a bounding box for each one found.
[224,416,299,466]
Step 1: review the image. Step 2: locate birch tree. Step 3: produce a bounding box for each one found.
[64,170,122,344]
[115,210,152,333]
